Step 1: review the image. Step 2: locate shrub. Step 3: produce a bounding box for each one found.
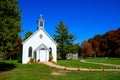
[49,55,53,61]
[30,57,34,63]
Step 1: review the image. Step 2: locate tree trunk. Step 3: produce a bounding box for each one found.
[61,53,66,60]
[10,56,12,60]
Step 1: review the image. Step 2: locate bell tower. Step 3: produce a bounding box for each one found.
[38,14,45,29]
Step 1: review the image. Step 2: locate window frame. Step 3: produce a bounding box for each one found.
[28,47,32,57]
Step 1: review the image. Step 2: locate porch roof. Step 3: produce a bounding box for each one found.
[34,44,50,52]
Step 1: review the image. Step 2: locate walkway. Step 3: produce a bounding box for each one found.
[42,61,120,72]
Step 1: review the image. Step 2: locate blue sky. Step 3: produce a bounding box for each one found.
[19,0,120,43]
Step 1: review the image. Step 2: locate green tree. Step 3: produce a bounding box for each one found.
[0,0,21,56]
[23,31,33,41]
[67,44,79,53]
[54,21,76,59]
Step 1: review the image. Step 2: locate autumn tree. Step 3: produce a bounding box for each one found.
[54,21,76,59]
[82,41,93,57]
[89,39,100,57]
[6,37,22,59]
[104,29,120,57]
[89,28,120,57]
[0,0,21,57]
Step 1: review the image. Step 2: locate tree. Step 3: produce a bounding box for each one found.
[88,27,120,57]
[67,44,79,53]
[82,41,93,57]
[23,31,33,41]
[78,45,83,58]
[54,21,76,59]
[6,37,22,59]
[0,0,21,56]
[89,39,100,57]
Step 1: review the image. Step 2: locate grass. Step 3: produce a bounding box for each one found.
[57,58,120,69]
[84,57,120,65]
[0,58,120,80]
[0,60,57,80]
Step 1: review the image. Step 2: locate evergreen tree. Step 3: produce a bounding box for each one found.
[0,0,21,56]
[54,21,76,59]
[23,31,33,41]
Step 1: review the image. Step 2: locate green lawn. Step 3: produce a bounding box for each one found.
[57,58,120,69]
[0,59,120,80]
[84,57,120,65]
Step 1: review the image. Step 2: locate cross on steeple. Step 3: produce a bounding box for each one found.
[40,14,42,18]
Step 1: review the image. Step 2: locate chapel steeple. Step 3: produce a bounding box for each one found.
[38,14,45,29]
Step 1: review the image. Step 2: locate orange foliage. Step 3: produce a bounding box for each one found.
[82,41,93,57]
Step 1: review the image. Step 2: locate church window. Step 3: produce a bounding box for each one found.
[49,47,52,56]
[39,34,43,39]
[28,47,32,57]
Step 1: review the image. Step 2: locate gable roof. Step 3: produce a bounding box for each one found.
[22,27,57,46]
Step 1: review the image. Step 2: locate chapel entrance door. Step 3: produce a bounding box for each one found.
[39,48,47,62]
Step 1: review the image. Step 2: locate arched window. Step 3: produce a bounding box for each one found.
[49,47,52,56]
[28,47,32,57]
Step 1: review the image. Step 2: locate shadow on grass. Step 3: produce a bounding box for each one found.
[0,62,16,72]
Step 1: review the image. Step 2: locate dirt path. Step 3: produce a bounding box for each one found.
[42,61,120,72]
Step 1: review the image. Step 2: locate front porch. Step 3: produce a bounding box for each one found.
[33,44,52,62]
